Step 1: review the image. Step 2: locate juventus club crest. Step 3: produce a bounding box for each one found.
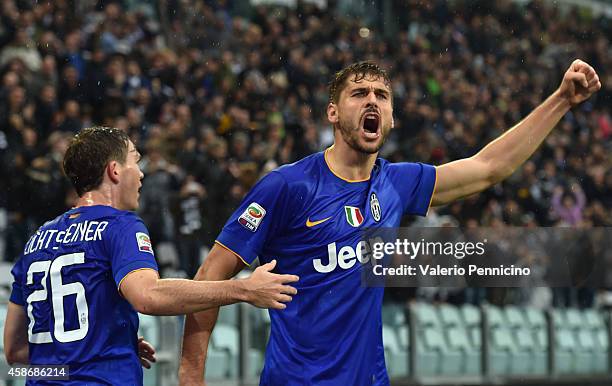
[370,193,381,222]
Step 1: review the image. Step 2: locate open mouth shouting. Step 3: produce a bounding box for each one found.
[361,111,381,140]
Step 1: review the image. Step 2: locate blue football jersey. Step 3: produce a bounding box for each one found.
[217,149,436,386]
[9,205,159,385]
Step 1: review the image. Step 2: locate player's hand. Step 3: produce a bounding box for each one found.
[557,59,601,107]
[242,260,299,309]
[138,336,157,369]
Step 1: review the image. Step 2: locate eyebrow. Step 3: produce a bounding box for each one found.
[131,149,141,161]
[350,87,390,96]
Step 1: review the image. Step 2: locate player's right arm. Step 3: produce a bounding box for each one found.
[179,171,292,385]
[4,302,29,365]
[119,258,296,315]
[178,244,244,385]
[109,212,297,316]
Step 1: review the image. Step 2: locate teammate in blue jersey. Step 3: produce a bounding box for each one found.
[3,127,298,385]
[179,60,600,385]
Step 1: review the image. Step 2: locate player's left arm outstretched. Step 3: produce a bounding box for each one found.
[431,59,601,206]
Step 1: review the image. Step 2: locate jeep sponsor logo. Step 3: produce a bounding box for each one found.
[313,237,384,273]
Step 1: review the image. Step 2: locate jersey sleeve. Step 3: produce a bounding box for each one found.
[9,257,25,306]
[386,162,437,216]
[216,171,290,266]
[107,215,159,288]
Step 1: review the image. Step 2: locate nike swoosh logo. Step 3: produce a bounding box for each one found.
[306,216,332,227]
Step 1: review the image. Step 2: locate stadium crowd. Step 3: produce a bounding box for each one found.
[0,0,610,304]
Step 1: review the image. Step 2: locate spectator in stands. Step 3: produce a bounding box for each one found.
[551,184,586,226]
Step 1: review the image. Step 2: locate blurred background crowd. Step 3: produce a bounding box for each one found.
[0,0,610,305]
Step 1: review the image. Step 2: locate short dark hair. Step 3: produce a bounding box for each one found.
[328,61,391,104]
[63,127,130,196]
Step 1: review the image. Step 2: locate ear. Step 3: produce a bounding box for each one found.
[107,161,121,184]
[327,102,338,124]
[391,116,395,129]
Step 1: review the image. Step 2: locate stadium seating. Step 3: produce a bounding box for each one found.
[524,307,550,375]
[576,328,597,374]
[250,306,270,358]
[217,303,239,326]
[1,300,610,385]
[397,324,410,365]
[383,324,408,377]
[564,308,610,375]
[504,306,544,375]
[208,304,245,378]
[461,304,482,351]
[486,306,513,375]
[381,303,409,377]
[583,309,609,374]
[564,308,596,374]
[382,303,406,326]
[412,303,441,375]
[584,309,607,330]
[137,314,181,386]
[204,349,230,379]
[0,304,6,352]
[447,325,480,375]
[412,303,464,375]
[551,309,578,374]
[210,324,239,379]
[594,329,610,374]
[439,304,480,375]
[438,303,462,327]
[138,314,159,347]
[211,309,264,380]
[138,314,159,386]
